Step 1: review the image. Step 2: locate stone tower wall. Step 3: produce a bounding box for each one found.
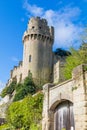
[22,17,54,82]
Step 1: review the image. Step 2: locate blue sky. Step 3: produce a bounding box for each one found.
[0,0,87,91]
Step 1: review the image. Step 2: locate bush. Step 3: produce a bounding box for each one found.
[0,81,16,98]
[6,101,24,129]
[7,81,16,95]
[30,123,42,130]
[0,87,9,98]
[6,93,43,129]
[64,44,87,79]
[54,48,71,57]
[13,87,27,101]
[15,83,23,91]
[24,76,36,94]
[0,124,11,130]
[13,76,36,102]
[1,74,42,100]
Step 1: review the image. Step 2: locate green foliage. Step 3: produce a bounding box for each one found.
[54,48,71,57]
[6,101,24,129]
[1,74,40,102]
[13,76,36,102]
[7,81,16,95]
[24,76,36,94]
[0,124,12,130]
[15,83,23,91]
[72,86,78,91]
[13,87,27,102]
[64,43,87,79]
[30,123,42,130]
[0,81,16,98]
[6,93,43,130]
[30,123,38,130]
[1,72,43,101]
[0,87,9,98]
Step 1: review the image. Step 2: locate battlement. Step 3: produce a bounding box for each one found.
[22,17,54,43]
[10,61,23,81]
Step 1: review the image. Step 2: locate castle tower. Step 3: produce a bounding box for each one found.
[22,17,54,83]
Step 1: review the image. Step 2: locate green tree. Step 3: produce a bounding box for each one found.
[6,93,43,130]
[24,76,36,94]
[6,101,24,129]
[64,43,87,79]
[15,83,23,91]
[13,76,36,102]
[54,48,71,57]
[13,86,27,102]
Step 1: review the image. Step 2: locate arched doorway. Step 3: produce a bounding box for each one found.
[54,101,75,130]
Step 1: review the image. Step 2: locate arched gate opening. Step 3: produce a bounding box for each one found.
[54,101,75,130]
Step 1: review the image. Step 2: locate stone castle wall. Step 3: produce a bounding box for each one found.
[7,17,66,86]
[53,55,66,83]
[42,64,87,130]
[9,61,23,84]
[7,17,55,85]
[1,17,87,130]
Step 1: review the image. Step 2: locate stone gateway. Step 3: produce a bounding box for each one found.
[42,64,87,130]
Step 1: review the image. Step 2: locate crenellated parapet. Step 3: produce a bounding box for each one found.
[10,61,23,83]
[22,17,54,44]
[23,34,54,44]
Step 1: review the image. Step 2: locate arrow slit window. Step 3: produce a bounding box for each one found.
[29,55,31,62]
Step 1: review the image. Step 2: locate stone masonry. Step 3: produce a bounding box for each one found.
[7,17,55,86]
[0,17,87,130]
[6,17,66,86]
[42,64,87,130]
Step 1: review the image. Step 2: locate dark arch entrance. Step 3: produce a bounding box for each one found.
[54,101,75,130]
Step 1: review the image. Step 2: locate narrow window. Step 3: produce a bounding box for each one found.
[20,74,22,82]
[29,55,31,62]
[32,26,35,29]
[39,26,41,29]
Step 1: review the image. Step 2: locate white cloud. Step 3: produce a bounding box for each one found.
[23,0,83,49]
[0,80,5,93]
[23,0,44,16]
[11,56,19,62]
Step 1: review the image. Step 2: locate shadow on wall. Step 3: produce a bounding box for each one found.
[0,118,6,125]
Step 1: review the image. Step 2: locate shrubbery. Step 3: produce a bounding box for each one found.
[0,73,44,129]
[13,76,36,101]
[6,93,43,130]
[0,81,16,98]
[64,43,87,79]
[1,75,37,101]
[0,124,11,130]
